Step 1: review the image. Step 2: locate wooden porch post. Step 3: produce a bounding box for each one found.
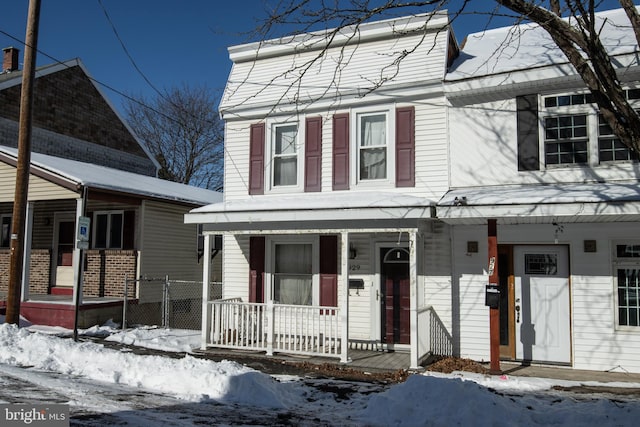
[409,230,419,370]
[201,233,212,350]
[72,197,85,306]
[20,201,34,302]
[340,231,350,363]
[488,219,501,374]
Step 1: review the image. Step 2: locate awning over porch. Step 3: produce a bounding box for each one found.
[185,191,436,231]
[437,182,640,225]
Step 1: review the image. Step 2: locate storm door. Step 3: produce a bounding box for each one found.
[381,247,410,345]
[514,245,571,364]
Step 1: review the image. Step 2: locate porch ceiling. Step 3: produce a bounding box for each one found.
[437,182,640,225]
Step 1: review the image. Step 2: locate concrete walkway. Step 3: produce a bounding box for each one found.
[495,361,640,385]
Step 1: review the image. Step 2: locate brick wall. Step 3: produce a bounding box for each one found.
[0,65,157,176]
[0,249,50,295]
[83,250,137,298]
[28,250,51,294]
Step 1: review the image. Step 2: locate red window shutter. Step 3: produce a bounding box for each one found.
[319,235,338,308]
[249,236,265,303]
[304,116,322,192]
[249,123,265,195]
[395,106,415,187]
[332,113,350,190]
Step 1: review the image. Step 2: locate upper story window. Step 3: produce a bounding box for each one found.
[93,211,123,249]
[358,112,388,181]
[536,90,640,169]
[272,123,299,187]
[598,114,639,163]
[544,114,588,165]
[1,215,11,248]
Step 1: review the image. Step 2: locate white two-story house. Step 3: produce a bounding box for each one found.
[186,12,459,368]
[440,7,640,373]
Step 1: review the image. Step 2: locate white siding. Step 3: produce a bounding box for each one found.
[346,233,374,341]
[224,99,449,201]
[223,234,250,301]
[423,221,453,333]
[449,96,640,188]
[451,225,491,361]
[223,30,448,113]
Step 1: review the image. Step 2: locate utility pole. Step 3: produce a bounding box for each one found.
[6,0,41,325]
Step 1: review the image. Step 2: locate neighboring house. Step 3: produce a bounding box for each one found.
[440,8,640,373]
[186,12,458,369]
[0,50,222,328]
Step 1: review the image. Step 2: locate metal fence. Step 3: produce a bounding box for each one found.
[123,275,222,330]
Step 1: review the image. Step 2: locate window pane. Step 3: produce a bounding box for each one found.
[274,244,312,306]
[360,114,386,147]
[273,124,298,186]
[110,213,123,249]
[95,214,108,248]
[274,157,297,186]
[1,216,10,248]
[275,125,297,155]
[360,147,387,180]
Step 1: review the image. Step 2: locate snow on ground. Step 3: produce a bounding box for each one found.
[1,321,640,426]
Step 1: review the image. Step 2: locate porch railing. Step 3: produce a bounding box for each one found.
[206,299,342,359]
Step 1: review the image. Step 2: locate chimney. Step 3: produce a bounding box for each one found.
[2,47,19,73]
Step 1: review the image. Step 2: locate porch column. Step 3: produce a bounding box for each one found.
[340,231,350,363]
[201,233,212,350]
[409,230,419,370]
[72,197,85,306]
[20,201,34,302]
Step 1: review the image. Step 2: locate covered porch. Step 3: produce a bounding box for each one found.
[187,192,453,369]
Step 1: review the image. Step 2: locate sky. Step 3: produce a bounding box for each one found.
[1,320,640,425]
[0,1,629,115]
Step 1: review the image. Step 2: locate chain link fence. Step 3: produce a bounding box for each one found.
[123,276,222,330]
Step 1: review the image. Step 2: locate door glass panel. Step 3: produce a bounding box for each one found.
[524,254,558,275]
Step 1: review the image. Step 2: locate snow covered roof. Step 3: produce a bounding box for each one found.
[0,145,222,206]
[186,192,435,230]
[445,7,640,105]
[447,7,639,82]
[437,182,640,224]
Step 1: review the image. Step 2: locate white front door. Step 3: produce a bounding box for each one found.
[514,245,571,364]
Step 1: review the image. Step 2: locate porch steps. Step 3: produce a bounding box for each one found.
[50,287,74,296]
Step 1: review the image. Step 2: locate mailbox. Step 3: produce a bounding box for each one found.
[485,284,500,309]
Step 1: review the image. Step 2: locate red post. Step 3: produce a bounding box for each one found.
[488,219,501,374]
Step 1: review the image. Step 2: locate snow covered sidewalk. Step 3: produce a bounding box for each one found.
[1,323,640,426]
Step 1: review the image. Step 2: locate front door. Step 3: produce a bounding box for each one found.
[381,247,410,345]
[514,245,571,364]
[52,215,75,288]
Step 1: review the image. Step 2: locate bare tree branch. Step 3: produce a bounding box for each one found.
[124,84,224,191]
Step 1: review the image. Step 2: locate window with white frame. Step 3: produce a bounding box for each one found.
[272,240,317,306]
[271,123,299,187]
[1,215,11,248]
[357,111,388,180]
[598,114,639,163]
[542,90,640,167]
[543,114,588,165]
[93,211,123,249]
[614,243,640,327]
